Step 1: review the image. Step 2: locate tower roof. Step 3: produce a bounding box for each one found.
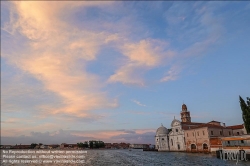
[182,104,187,111]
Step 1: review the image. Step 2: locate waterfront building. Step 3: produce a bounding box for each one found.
[129,144,149,149]
[12,145,31,149]
[220,135,250,152]
[184,122,233,152]
[104,143,112,149]
[0,145,12,149]
[60,143,77,149]
[108,142,130,149]
[169,118,186,151]
[40,145,49,149]
[48,144,59,149]
[155,124,169,151]
[168,104,205,151]
[155,103,247,153]
[227,124,247,136]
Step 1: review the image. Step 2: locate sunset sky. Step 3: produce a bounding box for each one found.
[1,1,250,145]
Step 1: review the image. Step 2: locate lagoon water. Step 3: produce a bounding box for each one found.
[84,149,249,166]
[1,149,249,166]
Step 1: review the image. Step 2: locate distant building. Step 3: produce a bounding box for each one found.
[12,145,31,149]
[104,142,130,149]
[48,144,59,149]
[104,143,112,149]
[129,144,149,149]
[185,122,233,152]
[156,104,204,152]
[149,144,155,149]
[227,124,247,136]
[60,143,77,149]
[221,135,250,150]
[34,145,40,149]
[155,103,247,153]
[0,145,12,149]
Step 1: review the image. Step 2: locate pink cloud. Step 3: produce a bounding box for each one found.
[108,39,175,85]
[3,1,119,117]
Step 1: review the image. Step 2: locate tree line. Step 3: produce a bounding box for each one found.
[77,140,105,148]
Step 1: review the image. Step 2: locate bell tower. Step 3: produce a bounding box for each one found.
[180,104,191,122]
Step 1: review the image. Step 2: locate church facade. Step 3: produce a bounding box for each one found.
[155,104,192,151]
[168,118,186,151]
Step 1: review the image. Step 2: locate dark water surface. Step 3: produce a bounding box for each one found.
[85,149,249,166]
[1,149,249,166]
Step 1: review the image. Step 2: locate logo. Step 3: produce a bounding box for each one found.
[219,150,248,165]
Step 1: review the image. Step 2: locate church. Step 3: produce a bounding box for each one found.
[155,104,202,151]
[155,104,247,152]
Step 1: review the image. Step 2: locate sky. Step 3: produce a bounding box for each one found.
[1,1,250,145]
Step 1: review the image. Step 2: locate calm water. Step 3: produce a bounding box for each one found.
[1,149,249,166]
[84,149,249,166]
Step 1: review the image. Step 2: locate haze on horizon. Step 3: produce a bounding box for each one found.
[1,1,250,145]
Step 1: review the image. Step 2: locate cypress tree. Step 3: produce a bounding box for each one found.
[239,96,250,134]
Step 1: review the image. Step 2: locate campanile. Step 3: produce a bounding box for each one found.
[180,104,191,122]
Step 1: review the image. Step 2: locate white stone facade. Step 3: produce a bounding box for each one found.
[169,119,186,151]
[155,125,169,151]
[155,104,192,152]
[155,119,186,152]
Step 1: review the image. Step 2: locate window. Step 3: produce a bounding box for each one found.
[176,129,178,132]
[241,140,244,144]
[237,132,240,135]
[162,138,164,140]
[197,132,199,136]
[220,131,222,135]
[171,139,173,146]
[191,144,196,150]
[211,131,213,135]
[229,131,231,135]
[203,131,205,135]
[228,141,230,145]
[203,143,208,150]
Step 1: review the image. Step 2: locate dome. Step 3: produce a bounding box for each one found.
[171,118,181,127]
[156,124,168,136]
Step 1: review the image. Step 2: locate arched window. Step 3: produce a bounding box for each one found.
[203,143,208,149]
[191,144,196,149]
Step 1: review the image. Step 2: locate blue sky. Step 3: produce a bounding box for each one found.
[1,1,250,145]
